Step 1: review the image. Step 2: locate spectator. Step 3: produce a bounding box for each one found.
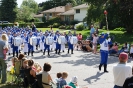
[123,67,133,88]
[33,62,42,73]
[95,27,99,34]
[0,37,6,84]
[1,34,8,60]
[92,34,99,54]
[68,76,78,88]
[42,63,53,88]
[129,44,133,59]
[113,52,132,88]
[90,25,95,40]
[109,42,118,54]
[59,72,68,88]
[56,72,62,88]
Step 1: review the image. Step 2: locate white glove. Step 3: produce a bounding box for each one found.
[108,38,111,41]
[107,31,110,35]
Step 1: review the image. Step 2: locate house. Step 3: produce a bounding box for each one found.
[34,14,43,22]
[73,3,88,21]
[34,3,89,22]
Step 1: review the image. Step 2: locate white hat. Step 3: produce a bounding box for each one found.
[71,76,78,83]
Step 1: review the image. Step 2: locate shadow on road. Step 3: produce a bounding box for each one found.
[84,72,104,84]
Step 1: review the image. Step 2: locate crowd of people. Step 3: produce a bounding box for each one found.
[0,24,133,88]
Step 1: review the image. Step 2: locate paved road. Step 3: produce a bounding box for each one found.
[6,50,133,88]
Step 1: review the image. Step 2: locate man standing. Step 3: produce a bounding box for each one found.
[0,36,7,83]
[113,52,132,88]
[90,25,95,40]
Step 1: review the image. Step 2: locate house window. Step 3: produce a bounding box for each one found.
[65,15,70,21]
[76,9,80,13]
[44,14,47,16]
[49,13,52,16]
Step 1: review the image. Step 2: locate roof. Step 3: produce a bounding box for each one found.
[34,14,43,18]
[73,3,88,9]
[57,9,74,15]
[41,6,65,13]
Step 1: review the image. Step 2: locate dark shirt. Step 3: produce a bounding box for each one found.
[123,76,133,88]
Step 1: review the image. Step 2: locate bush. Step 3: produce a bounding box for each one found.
[52,23,60,28]
[66,25,70,30]
[113,27,126,31]
[59,25,66,29]
[76,24,84,31]
[48,17,61,25]
[70,20,79,25]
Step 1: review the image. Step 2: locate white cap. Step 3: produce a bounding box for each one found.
[71,76,78,83]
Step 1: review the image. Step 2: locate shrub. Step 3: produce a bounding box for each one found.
[113,27,126,31]
[70,20,79,25]
[76,24,84,31]
[48,17,61,25]
[66,25,70,30]
[52,23,60,28]
[59,25,66,29]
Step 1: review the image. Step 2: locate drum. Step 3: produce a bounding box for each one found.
[14,37,22,46]
[46,36,54,45]
[58,36,66,44]
[70,36,78,44]
[30,37,37,46]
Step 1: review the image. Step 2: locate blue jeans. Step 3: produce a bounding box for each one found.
[114,85,123,88]
[109,49,117,54]
[0,58,7,83]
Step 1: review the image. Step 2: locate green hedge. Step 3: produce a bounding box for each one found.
[0,22,48,28]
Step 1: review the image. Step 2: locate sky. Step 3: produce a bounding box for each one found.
[17,0,47,7]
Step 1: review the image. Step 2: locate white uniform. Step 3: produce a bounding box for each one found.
[22,36,28,53]
[8,35,13,54]
[39,35,45,51]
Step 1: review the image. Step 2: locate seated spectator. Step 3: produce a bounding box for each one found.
[25,59,37,87]
[113,52,132,88]
[68,76,78,88]
[56,72,62,88]
[109,42,118,54]
[59,72,68,88]
[129,44,133,59]
[42,63,53,88]
[123,67,133,88]
[119,42,130,54]
[80,40,92,52]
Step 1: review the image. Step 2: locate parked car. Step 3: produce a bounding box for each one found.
[2,21,9,24]
[74,22,88,29]
[0,21,2,24]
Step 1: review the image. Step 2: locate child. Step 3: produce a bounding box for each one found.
[68,76,78,88]
[130,44,133,59]
[1,34,8,60]
[55,72,62,88]
[59,72,68,88]
[92,34,99,54]
[33,62,42,73]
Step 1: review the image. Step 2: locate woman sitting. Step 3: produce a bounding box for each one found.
[80,40,92,52]
[118,42,129,54]
[109,42,118,54]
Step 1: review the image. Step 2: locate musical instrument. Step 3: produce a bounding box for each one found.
[70,36,78,44]
[14,37,22,46]
[58,36,66,44]
[46,36,54,45]
[30,37,37,46]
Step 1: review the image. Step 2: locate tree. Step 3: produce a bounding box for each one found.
[85,0,133,33]
[0,0,17,22]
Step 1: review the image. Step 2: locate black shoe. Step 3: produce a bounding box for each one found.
[71,49,73,54]
[63,50,64,52]
[104,64,108,73]
[68,49,69,54]
[99,64,102,71]
[55,50,57,54]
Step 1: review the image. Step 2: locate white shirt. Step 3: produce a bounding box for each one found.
[130,47,133,53]
[3,40,8,49]
[93,36,98,43]
[100,39,109,51]
[113,64,132,86]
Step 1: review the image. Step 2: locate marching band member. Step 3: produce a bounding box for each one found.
[28,32,34,56]
[50,32,55,51]
[98,32,112,73]
[67,32,74,54]
[43,32,50,56]
[11,33,19,57]
[39,32,45,52]
[61,33,66,52]
[54,31,61,55]
[23,33,28,55]
[7,32,12,55]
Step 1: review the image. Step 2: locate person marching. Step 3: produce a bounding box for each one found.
[7,32,12,55]
[67,32,74,54]
[54,31,61,55]
[28,32,34,56]
[60,33,66,52]
[23,32,28,55]
[39,32,45,52]
[43,32,50,56]
[98,32,112,73]
[11,33,19,57]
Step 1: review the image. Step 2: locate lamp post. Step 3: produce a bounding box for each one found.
[104,10,108,31]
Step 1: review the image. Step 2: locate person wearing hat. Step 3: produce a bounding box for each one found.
[98,32,112,72]
[68,76,78,88]
[113,52,132,88]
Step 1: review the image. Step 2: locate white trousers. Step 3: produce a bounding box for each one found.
[23,43,28,53]
[8,43,12,54]
[61,44,65,51]
[40,42,44,50]
[50,43,56,50]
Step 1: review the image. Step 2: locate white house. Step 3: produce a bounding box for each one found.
[73,3,88,22]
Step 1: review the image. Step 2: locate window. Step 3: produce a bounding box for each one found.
[49,13,52,16]
[76,9,80,13]
[44,14,47,16]
[65,15,70,21]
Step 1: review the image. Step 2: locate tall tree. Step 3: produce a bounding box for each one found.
[0,0,17,22]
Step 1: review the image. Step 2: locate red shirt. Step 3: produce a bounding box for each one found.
[77,35,82,40]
